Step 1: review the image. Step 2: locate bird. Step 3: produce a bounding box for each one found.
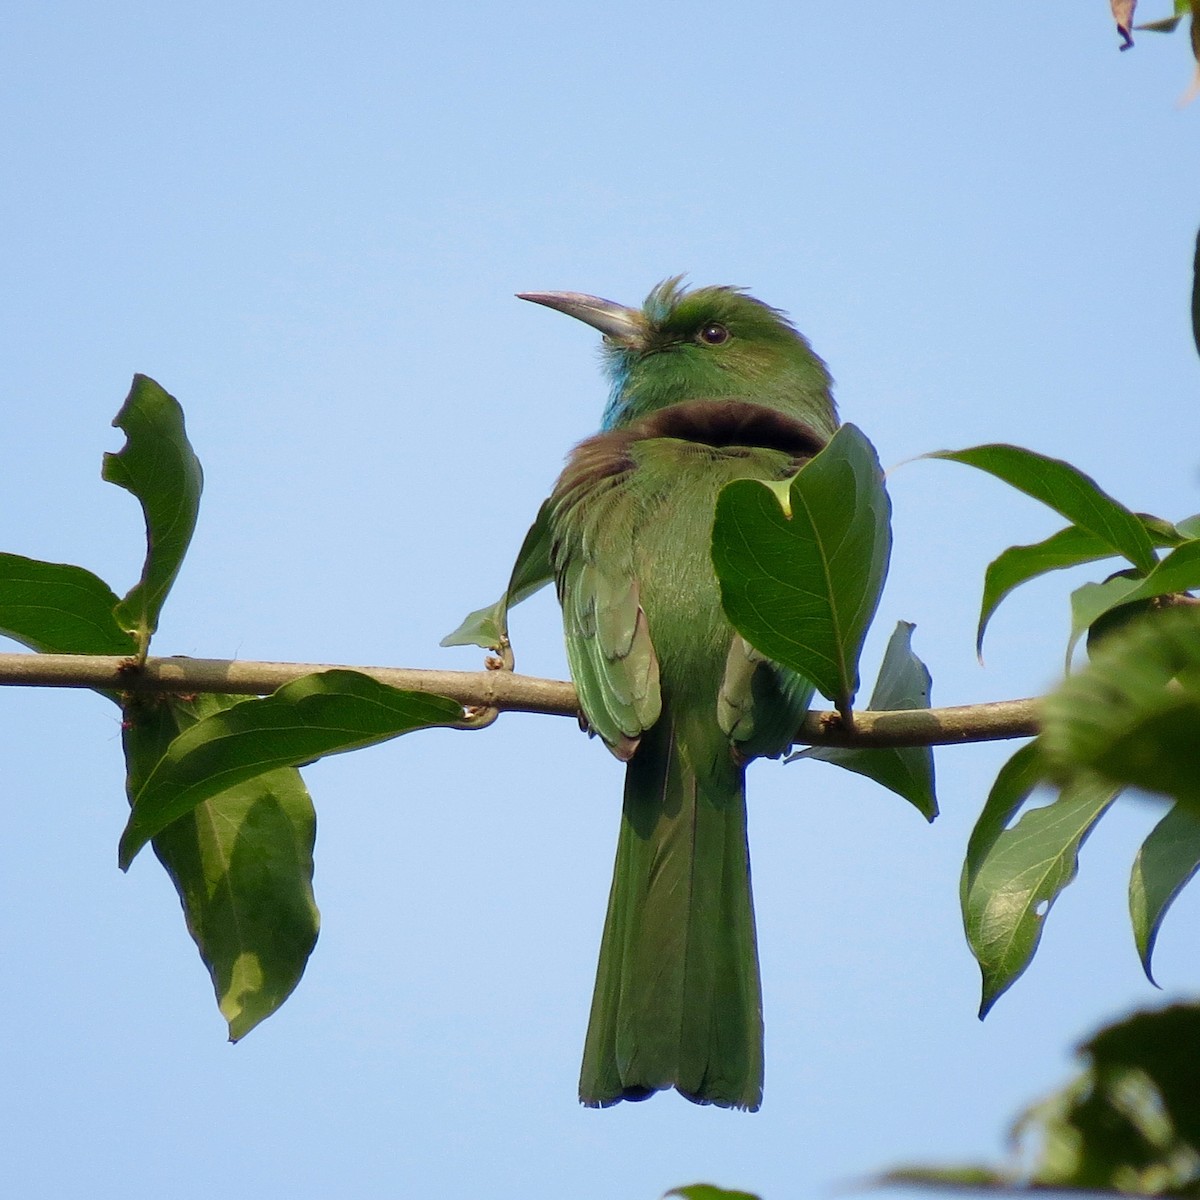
[519,279,840,1111]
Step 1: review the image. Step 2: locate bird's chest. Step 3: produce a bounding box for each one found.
[626,439,793,614]
[552,434,795,684]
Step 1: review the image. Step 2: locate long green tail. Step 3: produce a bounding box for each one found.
[579,711,763,1110]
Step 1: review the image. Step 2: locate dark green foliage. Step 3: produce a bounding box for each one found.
[935,440,1200,1017]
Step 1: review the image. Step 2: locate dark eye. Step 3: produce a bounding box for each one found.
[697,323,729,346]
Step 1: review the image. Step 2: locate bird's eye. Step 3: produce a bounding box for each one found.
[697,323,730,346]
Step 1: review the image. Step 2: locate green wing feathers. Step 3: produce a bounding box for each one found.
[561,558,661,756]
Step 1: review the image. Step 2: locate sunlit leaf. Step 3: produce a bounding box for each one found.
[713,423,891,716]
[794,621,937,819]
[119,670,463,867]
[102,375,203,652]
[962,753,1119,1017]
[929,444,1157,575]
[0,553,135,656]
[1129,802,1200,985]
[122,692,319,1040]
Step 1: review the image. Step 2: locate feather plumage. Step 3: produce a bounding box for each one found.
[528,280,838,1110]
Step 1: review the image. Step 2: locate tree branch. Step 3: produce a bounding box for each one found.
[0,650,1041,748]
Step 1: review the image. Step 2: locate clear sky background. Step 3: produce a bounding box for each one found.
[2,4,1198,1198]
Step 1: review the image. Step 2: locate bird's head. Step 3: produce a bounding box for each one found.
[519,277,837,436]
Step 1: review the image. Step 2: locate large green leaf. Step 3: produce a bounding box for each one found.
[120,670,463,867]
[441,498,555,650]
[1129,802,1200,985]
[793,621,937,819]
[930,444,1158,575]
[0,553,136,656]
[122,692,319,1040]
[1042,607,1200,806]
[712,423,891,716]
[102,375,204,652]
[962,749,1119,1016]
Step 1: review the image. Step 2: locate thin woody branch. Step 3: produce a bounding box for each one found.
[0,650,1041,748]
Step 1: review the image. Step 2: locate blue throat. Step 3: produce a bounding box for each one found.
[600,352,633,430]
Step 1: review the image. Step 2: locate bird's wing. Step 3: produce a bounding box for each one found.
[553,477,661,760]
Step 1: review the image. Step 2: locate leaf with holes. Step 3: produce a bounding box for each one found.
[962,750,1119,1016]
[102,376,204,653]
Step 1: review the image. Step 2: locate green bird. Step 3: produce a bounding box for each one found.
[519,279,839,1111]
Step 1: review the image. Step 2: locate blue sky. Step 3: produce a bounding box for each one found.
[2,4,1198,1197]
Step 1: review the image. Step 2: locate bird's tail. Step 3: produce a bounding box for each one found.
[579,711,763,1111]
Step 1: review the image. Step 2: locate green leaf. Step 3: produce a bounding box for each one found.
[122,692,319,1040]
[962,753,1119,1017]
[102,375,204,652]
[665,1187,761,1200]
[976,525,1117,658]
[793,621,937,819]
[1130,802,1200,985]
[119,670,463,868]
[929,444,1158,575]
[0,553,136,656]
[1066,539,1200,662]
[441,498,555,649]
[713,423,891,715]
[1042,607,1200,807]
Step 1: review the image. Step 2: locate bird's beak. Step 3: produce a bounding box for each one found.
[517,291,642,344]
